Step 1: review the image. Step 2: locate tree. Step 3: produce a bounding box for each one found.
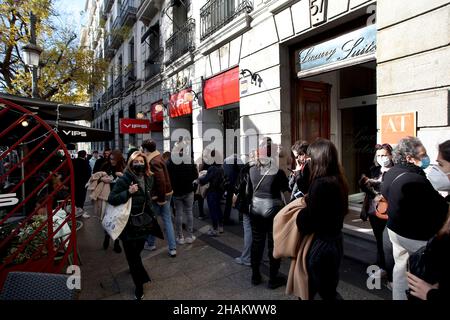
[0,0,107,104]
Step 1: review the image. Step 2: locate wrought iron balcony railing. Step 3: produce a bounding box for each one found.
[107,85,114,104]
[104,35,115,60]
[125,61,137,89]
[114,75,123,98]
[165,18,195,65]
[145,49,163,81]
[200,0,253,41]
[120,0,138,27]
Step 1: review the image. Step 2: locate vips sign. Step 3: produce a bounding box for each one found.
[381,112,416,145]
[298,24,376,76]
[169,88,193,118]
[120,119,151,134]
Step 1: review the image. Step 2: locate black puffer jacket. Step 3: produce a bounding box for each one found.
[167,158,199,196]
[108,169,154,241]
[234,162,255,214]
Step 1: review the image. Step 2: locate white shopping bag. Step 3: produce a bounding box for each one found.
[102,198,132,240]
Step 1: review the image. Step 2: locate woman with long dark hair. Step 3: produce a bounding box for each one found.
[296,138,349,300]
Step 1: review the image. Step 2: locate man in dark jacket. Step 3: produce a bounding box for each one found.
[381,137,449,300]
[93,148,111,173]
[223,154,244,225]
[167,145,198,245]
[142,139,176,257]
[72,150,91,218]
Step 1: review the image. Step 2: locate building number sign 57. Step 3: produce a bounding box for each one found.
[310,0,327,26]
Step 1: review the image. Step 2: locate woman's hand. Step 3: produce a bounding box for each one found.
[101,176,113,183]
[128,183,139,194]
[116,172,123,177]
[407,272,439,300]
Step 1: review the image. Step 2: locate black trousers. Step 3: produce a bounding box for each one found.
[122,239,151,289]
[223,186,234,222]
[74,185,87,208]
[368,214,387,270]
[250,214,281,279]
[307,235,343,300]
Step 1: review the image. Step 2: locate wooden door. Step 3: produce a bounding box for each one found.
[293,80,331,144]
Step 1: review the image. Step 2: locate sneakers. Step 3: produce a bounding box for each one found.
[176,237,185,245]
[207,229,218,237]
[235,257,251,266]
[169,249,177,257]
[218,225,224,234]
[268,276,287,289]
[185,235,196,244]
[144,244,156,251]
[82,212,90,218]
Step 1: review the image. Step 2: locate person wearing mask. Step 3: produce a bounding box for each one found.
[427,140,450,199]
[381,136,449,300]
[141,140,176,257]
[99,149,126,253]
[72,150,92,218]
[93,148,112,173]
[296,139,349,300]
[359,143,394,288]
[289,141,310,202]
[108,151,155,300]
[249,138,289,289]
[233,150,256,266]
[167,142,199,245]
[89,151,99,172]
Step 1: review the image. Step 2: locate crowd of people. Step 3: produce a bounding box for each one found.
[69,135,448,301]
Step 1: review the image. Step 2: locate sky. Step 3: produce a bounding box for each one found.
[51,0,87,34]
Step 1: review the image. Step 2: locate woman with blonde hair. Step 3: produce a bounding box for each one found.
[108,151,156,300]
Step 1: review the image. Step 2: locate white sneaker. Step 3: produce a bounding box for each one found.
[144,244,156,251]
[169,249,177,257]
[177,237,185,245]
[82,212,90,218]
[207,229,218,237]
[185,235,196,244]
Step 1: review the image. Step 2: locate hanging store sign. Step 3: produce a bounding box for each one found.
[120,118,151,134]
[169,88,192,118]
[298,24,376,77]
[204,67,240,109]
[381,112,416,145]
[151,100,164,122]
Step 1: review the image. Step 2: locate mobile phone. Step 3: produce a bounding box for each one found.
[293,190,304,199]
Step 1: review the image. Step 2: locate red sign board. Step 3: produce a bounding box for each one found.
[169,88,192,118]
[151,100,164,122]
[120,118,151,134]
[204,67,240,109]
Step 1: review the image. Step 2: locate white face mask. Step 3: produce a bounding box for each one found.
[377,156,391,168]
[427,165,450,191]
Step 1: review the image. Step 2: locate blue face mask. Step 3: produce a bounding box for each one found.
[418,156,430,170]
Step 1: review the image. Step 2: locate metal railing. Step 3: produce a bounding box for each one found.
[114,75,123,97]
[120,0,138,27]
[145,49,163,81]
[200,0,253,41]
[103,0,114,14]
[125,62,136,89]
[165,18,195,65]
[107,85,114,104]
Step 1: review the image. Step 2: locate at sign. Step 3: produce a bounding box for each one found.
[381,112,416,145]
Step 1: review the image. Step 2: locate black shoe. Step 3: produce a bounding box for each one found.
[268,276,287,289]
[103,235,109,250]
[251,273,262,286]
[134,286,144,300]
[113,240,122,254]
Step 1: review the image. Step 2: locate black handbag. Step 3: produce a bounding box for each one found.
[129,211,164,240]
[249,169,284,218]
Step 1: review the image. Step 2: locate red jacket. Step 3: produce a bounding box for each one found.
[146,151,173,204]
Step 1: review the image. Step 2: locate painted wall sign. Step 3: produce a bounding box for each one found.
[120,118,151,134]
[381,112,416,145]
[310,0,327,26]
[298,24,376,74]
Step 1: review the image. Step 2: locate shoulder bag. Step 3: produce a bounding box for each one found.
[250,168,284,219]
[375,172,407,220]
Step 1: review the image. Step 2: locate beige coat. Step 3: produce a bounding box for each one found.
[88,172,111,219]
[273,197,314,300]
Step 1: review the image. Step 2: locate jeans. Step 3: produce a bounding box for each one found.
[250,214,280,280]
[173,192,195,239]
[206,192,223,230]
[194,194,205,217]
[388,228,427,300]
[223,186,234,222]
[122,239,151,289]
[239,213,252,264]
[146,195,176,251]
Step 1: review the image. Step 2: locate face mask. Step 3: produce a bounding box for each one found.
[427,165,450,191]
[417,155,431,170]
[377,156,391,168]
[133,164,145,175]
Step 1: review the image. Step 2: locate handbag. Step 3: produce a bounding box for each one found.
[250,169,283,218]
[375,172,407,220]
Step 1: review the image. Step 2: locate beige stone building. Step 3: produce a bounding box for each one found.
[84,0,450,196]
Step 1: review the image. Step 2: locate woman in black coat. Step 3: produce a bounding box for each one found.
[296,139,349,300]
[108,151,155,300]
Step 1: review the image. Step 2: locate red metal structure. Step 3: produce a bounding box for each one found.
[0,97,78,289]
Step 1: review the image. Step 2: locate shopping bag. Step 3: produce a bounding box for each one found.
[102,198,132,240]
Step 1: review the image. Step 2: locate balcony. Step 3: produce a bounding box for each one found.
[200,0,253,41]
[137,0,164,25]
[104,35,115,60]
[103,0,114,14]
[107,85,114,104]
[110,17,122,49]
[120,0,138,27]
[125,61,137,89]
[114,75,123,98]
[165,18,195,65]
[145,49,163,81]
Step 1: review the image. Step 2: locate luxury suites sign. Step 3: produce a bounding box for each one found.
[298,24,376,77]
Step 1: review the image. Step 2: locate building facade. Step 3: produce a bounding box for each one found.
[83,0,450,196]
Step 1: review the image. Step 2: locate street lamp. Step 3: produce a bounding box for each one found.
[22,12,42,98]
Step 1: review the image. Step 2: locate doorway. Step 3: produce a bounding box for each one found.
[341,105,377,194]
